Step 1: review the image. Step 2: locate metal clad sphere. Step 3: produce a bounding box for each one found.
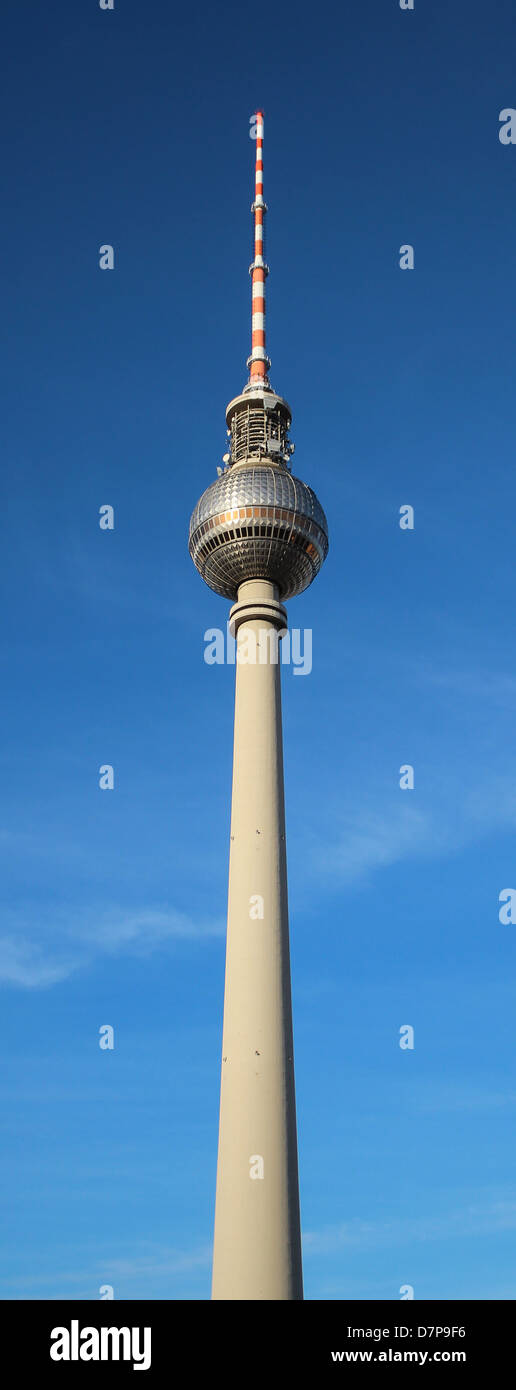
[189,465,329,600]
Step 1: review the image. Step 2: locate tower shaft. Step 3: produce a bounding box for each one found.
[190,110,328,1302]
[211,579,303,1300]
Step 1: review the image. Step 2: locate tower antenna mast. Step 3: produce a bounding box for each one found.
[247,110,270,387]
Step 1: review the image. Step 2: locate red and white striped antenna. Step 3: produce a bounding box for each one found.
[247,110,271,388]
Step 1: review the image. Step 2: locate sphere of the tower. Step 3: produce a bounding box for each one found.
[189,463,329,601]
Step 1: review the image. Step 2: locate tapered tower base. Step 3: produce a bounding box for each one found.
[211,579,303,1301]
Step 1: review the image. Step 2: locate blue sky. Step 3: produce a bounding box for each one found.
[1,0,516,1300]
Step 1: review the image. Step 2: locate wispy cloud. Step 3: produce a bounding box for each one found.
[409,1082,516,1115]
[308,654,516,888]
[310,769,516,888]
[0,1242,212,1296]
[303,1196,516,1255]
[0,904,224,990]
[313,803,435,885]
[421,666,516,707]
[0,936,78,989]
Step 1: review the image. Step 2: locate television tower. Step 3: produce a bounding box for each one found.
[189,113,328,1300]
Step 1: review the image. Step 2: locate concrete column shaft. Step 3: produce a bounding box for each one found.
[211,579,303,1300]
